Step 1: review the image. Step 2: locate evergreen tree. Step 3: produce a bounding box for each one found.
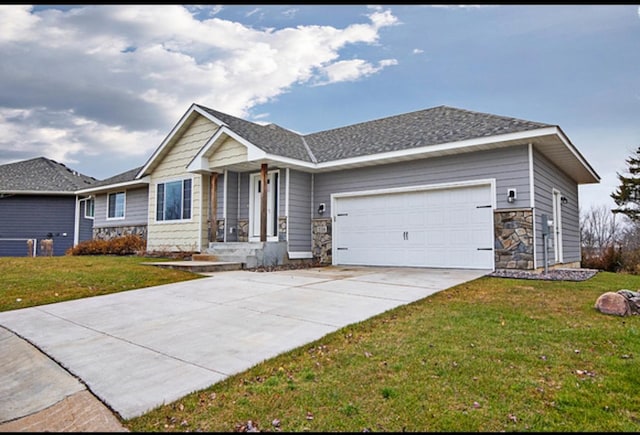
[611,146,640,222]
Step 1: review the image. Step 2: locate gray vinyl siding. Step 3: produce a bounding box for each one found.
[313,145,531,218]
[225,171,239,241]
[0,195,76,256]
[239,172,250,219]
[277,169,286,218]
[93,187,149,229]
[288,169,312,252]
[532,148,580,266]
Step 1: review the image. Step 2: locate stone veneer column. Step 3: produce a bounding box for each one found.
[312,218,332,264]
[494,209,534,269]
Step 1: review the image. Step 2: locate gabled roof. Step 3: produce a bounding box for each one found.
[196,105,313,162]
[143,103,601,184]
[0,157,96,195]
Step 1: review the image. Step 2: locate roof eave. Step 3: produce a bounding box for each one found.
[75,176,151,195]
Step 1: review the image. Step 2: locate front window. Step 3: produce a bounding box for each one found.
[156,179,192,221]
[107,192,125,219]
[84,198,95,218]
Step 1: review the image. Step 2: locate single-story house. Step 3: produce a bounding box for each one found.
[76,167,149,241]
[0,157,96,256]
[89,103,599,270]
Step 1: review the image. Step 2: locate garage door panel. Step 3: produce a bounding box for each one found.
[334,184,494,269]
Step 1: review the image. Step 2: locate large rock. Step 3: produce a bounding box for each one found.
[595,292,630,316]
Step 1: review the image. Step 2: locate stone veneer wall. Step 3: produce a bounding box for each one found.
[93,225,147,240]
[312,218,332,264]
[278,217,287,242]
[237,219,249,242]
[494,209,534,269]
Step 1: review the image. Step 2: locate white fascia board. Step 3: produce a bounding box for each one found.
[186,129,227,173]
[315,128,559,171]
[75,176,150,195]
[137,103,202,178]
[552,126,601,182]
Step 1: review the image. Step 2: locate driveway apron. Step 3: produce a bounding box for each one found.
[0,266,488,421]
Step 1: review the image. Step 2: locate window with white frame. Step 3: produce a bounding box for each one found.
[156,179,192,221]
[107,192,125,219]
[84,198,95,219]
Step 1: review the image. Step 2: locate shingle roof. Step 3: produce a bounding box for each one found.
[197,104,552,163]
[87,166,143,189]
[197,105,314,162]
[304,105,553,162]
[0,157,96,193]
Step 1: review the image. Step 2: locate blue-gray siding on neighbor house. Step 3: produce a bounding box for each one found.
[0,195,77,256]
[288,169,312,252]
[312,145,532,219]
[532,148,580,266]
[92,187,149,230]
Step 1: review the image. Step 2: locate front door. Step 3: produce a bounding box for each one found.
[250,171,279,241]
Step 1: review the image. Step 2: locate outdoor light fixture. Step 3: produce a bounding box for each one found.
[317,203,326,215]
[507,188,517,203]
[561,196,568,205]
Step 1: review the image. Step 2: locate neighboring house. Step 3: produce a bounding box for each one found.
[0,157,96,256]
[124,103,599,270]
[76,167,149,241]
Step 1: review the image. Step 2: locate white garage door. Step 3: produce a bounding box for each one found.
[333,183,494,269]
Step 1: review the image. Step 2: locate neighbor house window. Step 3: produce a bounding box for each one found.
[156,179,192,221]
[84,198,95,219]
[107,192,125,219]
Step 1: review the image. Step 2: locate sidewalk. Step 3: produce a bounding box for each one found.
[0,327,127,432]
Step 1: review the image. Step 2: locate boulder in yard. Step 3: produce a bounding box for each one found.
[595,292,630,317]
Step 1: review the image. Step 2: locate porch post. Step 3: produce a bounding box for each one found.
[260,163,268,242]
[209,172,218,243]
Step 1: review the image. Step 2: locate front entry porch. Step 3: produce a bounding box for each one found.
[196,241,289,269]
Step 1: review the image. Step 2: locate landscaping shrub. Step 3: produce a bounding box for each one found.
[66,234,146,256]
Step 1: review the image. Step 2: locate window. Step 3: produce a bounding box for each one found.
[156,179,192,221]
[84,198,95,219]
[107,192,125,219]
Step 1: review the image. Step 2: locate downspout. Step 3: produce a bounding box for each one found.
[528,143,537,269]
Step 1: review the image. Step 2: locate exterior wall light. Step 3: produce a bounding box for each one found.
[318,203,326,215]
[507,188,517,204]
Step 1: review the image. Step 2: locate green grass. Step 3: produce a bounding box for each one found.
[0,256,202,311]
[123,271,640,432]
[2,257,639,431]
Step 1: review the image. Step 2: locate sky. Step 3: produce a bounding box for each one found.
[0,4,639,213]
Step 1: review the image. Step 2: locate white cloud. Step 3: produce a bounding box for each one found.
[0,5,399,173]
[413,48,424,54]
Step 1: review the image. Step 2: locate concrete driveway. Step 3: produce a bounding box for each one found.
[0,266,488,421]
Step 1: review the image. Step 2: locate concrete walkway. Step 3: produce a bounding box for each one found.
[0,266,488,429]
